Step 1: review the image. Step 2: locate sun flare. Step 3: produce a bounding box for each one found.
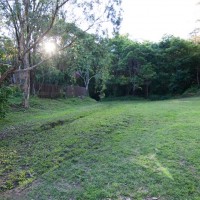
[43,41,56,54]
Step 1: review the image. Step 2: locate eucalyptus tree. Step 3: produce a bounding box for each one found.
[0,0,122,107]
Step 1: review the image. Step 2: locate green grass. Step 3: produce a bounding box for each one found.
[0,96,200,200]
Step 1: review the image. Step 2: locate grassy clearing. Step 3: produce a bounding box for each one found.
[0,97,200,200]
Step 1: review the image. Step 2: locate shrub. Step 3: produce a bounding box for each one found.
[0,86,13,118]
[182,86,200,97]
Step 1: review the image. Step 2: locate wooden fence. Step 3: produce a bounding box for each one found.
[35,84,61,98]
[65,85,87,97]
[34,84,87,98]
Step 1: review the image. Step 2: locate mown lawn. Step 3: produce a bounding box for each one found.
[0,97,200,200]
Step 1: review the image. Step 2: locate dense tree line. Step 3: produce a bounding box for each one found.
[32,33,200,100]
[1,32,200,104]
[106,35,200,98]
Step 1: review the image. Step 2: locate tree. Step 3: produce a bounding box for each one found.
[138,63,156,97]
[190,31,200,87]
[0,36,17,83]
[0,0,122,107]
[107,35,134,96]
[107,35,156,97]
[66,34,110,96]
[0,37,16,118]
[151,36,196,95]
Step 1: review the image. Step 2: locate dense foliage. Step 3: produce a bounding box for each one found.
[26,34,199,100]
[0,86,13,118]
[106,35,200,98]
[1,29,200,103]
[0,38,15,118]
[0,0,122,107]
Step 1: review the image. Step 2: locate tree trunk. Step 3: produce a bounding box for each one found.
[85,84,89,96]
[132,69,136,96]
[22,54,30,108]
[132,82,136,96]
[197,68,200,87]
[146,84,149,98]
[22,71,30,108]
[30,69,36,95]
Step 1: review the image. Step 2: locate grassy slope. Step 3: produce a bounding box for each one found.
[0,97,200,200]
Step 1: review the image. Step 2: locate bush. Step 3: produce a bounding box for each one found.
[182,86,200,97]
[0,86,13,118]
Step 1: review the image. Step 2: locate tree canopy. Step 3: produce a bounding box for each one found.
[0,0,122,107]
